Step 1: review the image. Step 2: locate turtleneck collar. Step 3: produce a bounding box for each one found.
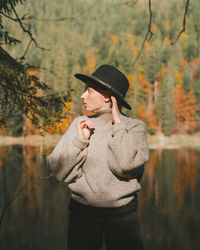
[94,108,113,123]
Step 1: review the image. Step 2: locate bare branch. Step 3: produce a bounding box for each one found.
[123,0,139,7]
[0,11,28,21]
[19,39,32,61]
[0,185,26,226]
[24,0,101,22]
[171,0,190,45]
[10,3,47,56]
[132,0,153,67]
[38,173,54,180]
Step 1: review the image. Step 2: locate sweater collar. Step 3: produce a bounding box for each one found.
[94,108,113,123]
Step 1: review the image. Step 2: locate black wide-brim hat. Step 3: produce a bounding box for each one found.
[74,64,132,110]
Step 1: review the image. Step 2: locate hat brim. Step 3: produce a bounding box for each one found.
[75,73,132,110]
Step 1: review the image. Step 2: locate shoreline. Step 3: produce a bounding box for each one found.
[0,134,200,149]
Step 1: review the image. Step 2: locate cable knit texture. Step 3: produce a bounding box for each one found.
[48,108,149,207]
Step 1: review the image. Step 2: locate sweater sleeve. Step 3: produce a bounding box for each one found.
[47,117,89,183]
[107,119,149,179]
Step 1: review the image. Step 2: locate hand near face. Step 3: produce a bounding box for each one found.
[111,96,121,124]
[78,119,94,140]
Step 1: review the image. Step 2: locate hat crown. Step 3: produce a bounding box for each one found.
[74,64,132,109]
[91,65,129,98]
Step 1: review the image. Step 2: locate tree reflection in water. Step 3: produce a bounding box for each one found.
[0,146,200,250]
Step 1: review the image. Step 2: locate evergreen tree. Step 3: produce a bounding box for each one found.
[156,67,175,136]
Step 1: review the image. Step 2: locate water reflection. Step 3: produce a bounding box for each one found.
[0,146,200,250]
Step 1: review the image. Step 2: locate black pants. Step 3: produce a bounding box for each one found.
[67,198,144,250]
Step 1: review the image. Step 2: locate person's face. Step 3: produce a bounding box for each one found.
[81,84,111,112]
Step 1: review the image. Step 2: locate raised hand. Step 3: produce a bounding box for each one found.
[78,119,94,140]
[111,96,121,124]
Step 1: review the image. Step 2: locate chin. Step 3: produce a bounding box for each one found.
[85,106,100,113]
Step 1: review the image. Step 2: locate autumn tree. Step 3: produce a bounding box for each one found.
[173,83,199,134]
[0,0,67,135]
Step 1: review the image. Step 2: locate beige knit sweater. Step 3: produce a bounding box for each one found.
[48,108,149,208]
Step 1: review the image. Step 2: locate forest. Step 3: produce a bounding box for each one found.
[0,0,200,136]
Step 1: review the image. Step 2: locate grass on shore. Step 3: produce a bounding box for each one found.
[0,133,200,149]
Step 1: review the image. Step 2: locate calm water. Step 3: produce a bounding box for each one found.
[0,146,200,250]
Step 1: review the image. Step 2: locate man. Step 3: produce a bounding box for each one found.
[48,64,149,250]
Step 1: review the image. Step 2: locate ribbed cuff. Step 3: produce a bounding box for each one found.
[72,135,89,149]
[112,121,128,136]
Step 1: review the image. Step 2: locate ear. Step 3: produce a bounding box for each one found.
[103,91,111,103]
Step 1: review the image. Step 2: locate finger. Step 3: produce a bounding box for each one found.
[111,96,117,106]
[85,120,93,129]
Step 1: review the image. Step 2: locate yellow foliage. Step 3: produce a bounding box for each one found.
[164,20,170,31]
[164,37,171,46]
[145,41,151,52]
[129,34,138,58]
[87,57,96,74]
[0,148,7,168]
[152,24,157,32]
[27,68,39,77]
[137,65,144,72]
[111,35,118,44]
[175,71,183,84]
[180,60,188,71]
[131,20,135,25]
[47,101,75,134]
[126,74,134,84]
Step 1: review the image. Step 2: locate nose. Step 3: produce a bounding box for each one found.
[81,90,87,100]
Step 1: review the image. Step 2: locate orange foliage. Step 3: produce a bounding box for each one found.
[189,59,200,81]
[175,71,183,84]
[0,125,7,135]
[139,150,162,212]
[111,34,118,44]
[137,102,158,131]
[21,146,39,216]
[164,20,170,31]
[180,60,188,71]
[126,74,134,96]
[164,37,171,46]
[27,68,39,77]
[47,101,75,134]
[174,149,198,209]
[137,65,144,72]
[173,83,199,133]
[0,147,7,168]
[126,74,134,84]
[145,41,151,52]
[82,48,98,74]
[131,20,135,25]
[23,68,40,135]
[129,34,138,58]
[87,57,96,74]
[137,74,151,99]
[82,56,96,75]
[152,24,158,32]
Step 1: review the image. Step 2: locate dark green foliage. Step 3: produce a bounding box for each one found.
[156,71,175,136]
[0,0,199,135]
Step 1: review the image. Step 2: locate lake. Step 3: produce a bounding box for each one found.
[0,146,200,250]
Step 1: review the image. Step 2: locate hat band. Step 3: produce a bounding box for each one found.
[89,75,124,99]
